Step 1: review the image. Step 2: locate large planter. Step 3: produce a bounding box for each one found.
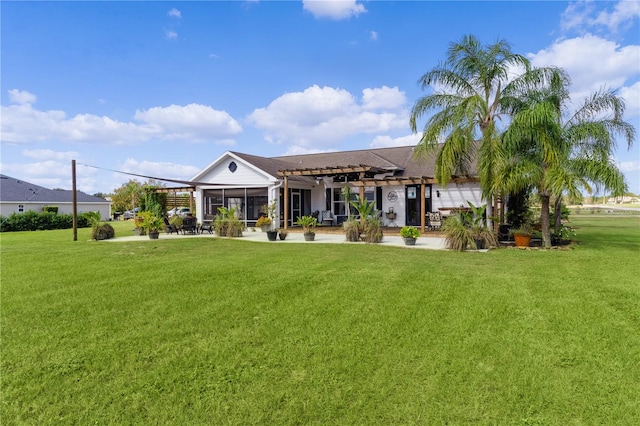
[278,232,288,240]
[304,232,316,241]
[266,230,278,241]
[260,225,270,232]
[474,239,485,250]
[403,237,416,246]
[148,231,160,240]
[514,234,531,248]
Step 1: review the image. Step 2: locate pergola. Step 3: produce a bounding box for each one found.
[155,186,196,212]
[277,165,478,232]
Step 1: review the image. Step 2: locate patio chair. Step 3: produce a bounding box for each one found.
[427,212,442,230]
[321,210,334,226]
[181,216,198,234]
[163,216,180,235]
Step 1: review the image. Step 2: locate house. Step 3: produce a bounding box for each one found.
[191,145,485,231]
[0,174,111,219]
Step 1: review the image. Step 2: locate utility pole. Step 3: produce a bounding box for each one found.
[72,159,77,241]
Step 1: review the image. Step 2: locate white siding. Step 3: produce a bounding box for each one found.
[199,157,274,186]
[0,202,110,219]
[432,182,483,214]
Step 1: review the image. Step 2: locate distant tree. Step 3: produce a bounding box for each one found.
[110,180,145,213]
[92,192,109,199]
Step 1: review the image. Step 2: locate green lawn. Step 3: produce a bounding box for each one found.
[2,217,639,424]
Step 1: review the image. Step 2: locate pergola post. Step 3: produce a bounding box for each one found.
[283,176,289,230]
[420,183,426,233]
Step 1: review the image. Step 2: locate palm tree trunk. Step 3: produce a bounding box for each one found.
[553,196,562,234]
[540,195,552,248]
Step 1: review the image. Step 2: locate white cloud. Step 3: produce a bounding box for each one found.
[165,30,178,40]
[619,81,640,118]
[168,8,182,19]
[120,158,201,181]
[246,85,409,148]
[22,149,79,161]
[561,0,597,32]
[362,86,406,110]
[561,0,640,33]
[370,31,378,41]
[134,104,242,140]
[1,94,242,145]
[302,0,366,20]
[592,1,640,32]
[619,160,640,172]
[528,34,640,96]
[8,89,37,105]
[369,134,421,148]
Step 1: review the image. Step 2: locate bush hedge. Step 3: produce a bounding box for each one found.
[0,211,92,232]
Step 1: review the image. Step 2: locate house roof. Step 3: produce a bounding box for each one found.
[0,174,110,203]
[232,145,477,182]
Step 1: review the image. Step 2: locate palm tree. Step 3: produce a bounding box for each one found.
[498,69,635,247]
[410,35,531,201]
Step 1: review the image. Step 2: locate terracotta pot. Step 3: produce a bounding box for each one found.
[514,234,531,247]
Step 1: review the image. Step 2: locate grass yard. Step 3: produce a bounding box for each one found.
[1,216,639,424]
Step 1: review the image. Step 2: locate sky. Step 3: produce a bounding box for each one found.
[1,0,639,196]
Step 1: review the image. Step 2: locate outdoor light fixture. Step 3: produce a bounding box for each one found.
[436,190,440,197]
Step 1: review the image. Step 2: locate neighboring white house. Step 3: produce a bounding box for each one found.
[190,145,485,231]
[0,174,111,219]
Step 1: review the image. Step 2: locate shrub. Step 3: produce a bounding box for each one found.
[91,223,115,240]
[42,205,59,213]
[362,217,383,243]
[0,211,92,232]
[440,214,474,251]
[343,217,361,242]
[400,226,420,239]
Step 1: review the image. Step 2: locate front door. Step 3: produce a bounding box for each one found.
[406,185,420,226]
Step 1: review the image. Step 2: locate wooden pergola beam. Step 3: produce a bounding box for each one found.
[155,187,195,193]
[277,164,387,177]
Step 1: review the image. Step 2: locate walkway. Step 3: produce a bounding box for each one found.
[107,229,448,251]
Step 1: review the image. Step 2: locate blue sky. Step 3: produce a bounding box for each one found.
[2,0,639,195]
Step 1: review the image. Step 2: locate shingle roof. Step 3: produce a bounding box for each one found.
[0,174,110,203]
[233,145,477,180]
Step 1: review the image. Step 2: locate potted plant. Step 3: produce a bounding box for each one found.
[400,226,420,245]
[133,215,146,236]
[466,202,497,250]
[296,215,317,241]
[385,206,396,221]
[511,224,533,248]
[256,215,271,232]
[138,211,164,239]
[265,200,278,241]
[441,213,474,251]
[343,216,361,242]
[87,212,115,240]
[277,228,288,240]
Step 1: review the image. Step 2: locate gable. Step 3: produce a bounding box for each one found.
[192,152,277,186]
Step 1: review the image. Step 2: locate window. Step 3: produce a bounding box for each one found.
[203,190,223,216]
[333,189,346,216]
[18,204,24,213]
